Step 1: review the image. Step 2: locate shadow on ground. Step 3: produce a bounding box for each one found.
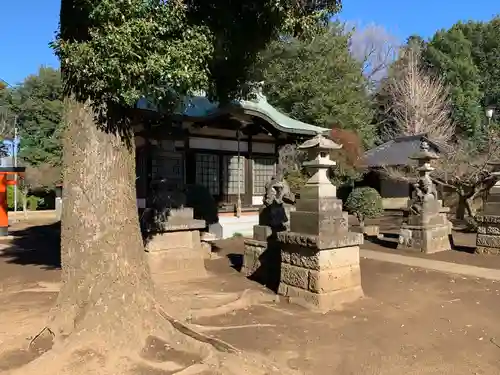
[226,253,243,272]
[0,221,61,269]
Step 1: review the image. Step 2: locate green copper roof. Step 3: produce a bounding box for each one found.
[137,90,326,136]
[236,92,326,135]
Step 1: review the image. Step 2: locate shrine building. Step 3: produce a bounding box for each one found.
[133,90,325,238]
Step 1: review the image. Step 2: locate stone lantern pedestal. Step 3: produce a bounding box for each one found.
[145,207,207,283]
[276,133,364,312]
[242,168,295,290]
[398,140,452,253]
[476,162,500,255]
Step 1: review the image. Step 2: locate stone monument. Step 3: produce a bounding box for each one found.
[276,133,364,312]
[144,180,207,283]
[476,161,500,255]
[398,140,452,253]
[242,166,295,289]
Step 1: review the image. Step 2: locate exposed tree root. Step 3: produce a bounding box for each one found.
[7,331,301,375]
[188,289,277,321]
[28,327,54,350]
[153,301,240,354]
[7,294,301,375]
[171,363,213,375]
[190,324,276,332]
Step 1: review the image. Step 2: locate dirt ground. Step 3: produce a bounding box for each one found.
[1,219,500,374]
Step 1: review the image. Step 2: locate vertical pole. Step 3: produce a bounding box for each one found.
[13,121,17,213]
[236,129,242,218]
[0,174,8,236]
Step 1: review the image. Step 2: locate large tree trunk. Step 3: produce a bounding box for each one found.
[465,197,476,218]
[14,100,294,375]
[47,100,163,347]
[9,100,217,375]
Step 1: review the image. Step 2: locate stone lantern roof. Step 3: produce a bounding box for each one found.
[409,140,439,162]
[297,132,342,151]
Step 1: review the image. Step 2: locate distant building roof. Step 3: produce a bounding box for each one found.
[363,134,446,168]
[137,89,326,136]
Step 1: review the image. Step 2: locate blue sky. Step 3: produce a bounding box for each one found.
[1,0,498,86]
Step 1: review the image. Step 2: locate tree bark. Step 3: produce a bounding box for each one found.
[456,195,466,220]
[465,197,476,217]
[456,194,476,220]
[48,100,161,348]
[357,214,365,232]
[22,187,28,219]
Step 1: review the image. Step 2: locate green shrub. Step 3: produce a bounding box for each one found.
[27,195,41,211]
[7,185,23,211]
[285,169,309,194]
[345,187,383,228]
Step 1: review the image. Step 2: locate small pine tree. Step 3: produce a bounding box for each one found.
[345,187,383,229]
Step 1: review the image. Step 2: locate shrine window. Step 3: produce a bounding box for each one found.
[253,157,276,195]
[195,153,220,195]
[223,155,245,194]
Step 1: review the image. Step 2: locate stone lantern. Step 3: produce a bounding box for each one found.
[398,139,451,253]
[275,132,364,312]
[298,132,341,193]
[410,140,439,181]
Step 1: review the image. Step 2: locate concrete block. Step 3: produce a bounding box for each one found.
[147,248,207,282]
[280,263,309,290]
[253,225,272,241]
[278,284,364,312]
[308,265,361,293]
[146,231,200,252]
[282,246,360,271]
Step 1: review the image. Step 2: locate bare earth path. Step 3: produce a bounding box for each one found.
[1,218,500,374]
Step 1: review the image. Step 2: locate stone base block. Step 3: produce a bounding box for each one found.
[277,244,363,312]
[147,248,207,283]
[242,239,267,277]
[363,225,379,237]
[476,228,500,255]
[253,225,272,242]
[277,231,363,250]
[146,230,201,252]
[281,245,360,270]
[398,224,451,254]
[242,239,282,291]
[289,211,348,236]
[280,263,361,293]
[145,230,207,282]
[278,283,364,312]
[200,241,212,258]
[476,246,500,255]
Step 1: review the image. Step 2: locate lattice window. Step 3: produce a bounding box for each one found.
[223,155,245,194]
[195,153,220,195]
[151,148,184,190]
[253,157,276,195]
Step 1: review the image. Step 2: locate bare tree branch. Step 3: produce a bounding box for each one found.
[383,129,500,219]
[347,23,399,85]
[385,48,455,144]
